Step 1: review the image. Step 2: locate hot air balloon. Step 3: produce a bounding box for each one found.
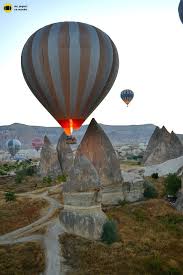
[6,139,21,157]
[178,0,183,24]
[21,22,119,136]
[32,137,43,151]
[120,89,134,107]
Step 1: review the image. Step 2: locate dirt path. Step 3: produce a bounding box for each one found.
[0,185,69,275]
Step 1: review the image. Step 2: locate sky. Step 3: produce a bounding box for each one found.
[1,0,183,133]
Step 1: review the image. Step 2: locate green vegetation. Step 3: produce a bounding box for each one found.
[101,220,119,244]
[118,199,127,207]
[14,162,36,184]
[15,172,24,184]
[0,169,7,176]
[56,174,67,182]
[144,181,158,199]
[42,176,52,185]
[151,172,159,179]
[144,254,162,274]
[165,174,181,196]
[5,191,16,202]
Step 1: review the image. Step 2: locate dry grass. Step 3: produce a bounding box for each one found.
[145,176,166,198]
[0,197,48,235]
[0,175,60,193]
[120,160,143,171]
[49,192,64,204]
[60,199,183,275]
[0,241,45,275]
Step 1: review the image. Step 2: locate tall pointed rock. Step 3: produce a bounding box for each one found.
[39,135,62,177]
[56,132,74,175]
[143,126,183,165]
[76,118,122,186]
[63,153,100,193]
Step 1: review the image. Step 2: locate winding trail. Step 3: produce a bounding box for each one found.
[0,185,69,275]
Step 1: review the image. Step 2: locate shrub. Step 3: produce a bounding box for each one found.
[167,267,181,275]
[159,214,183,226]
[15,172,24,184]
[5,191,16,202]
[151,173,159,179]
[101,220,119,245]
[143,182,158,199]
[165,174,181,196]
[132,209,146,222]
[42,176,52,185]
[0,169,7,176]
[145,255,162,273]
[132,155,138,161]
[118,199,127,207]
[24,166,36,176]
[57,174,67,182]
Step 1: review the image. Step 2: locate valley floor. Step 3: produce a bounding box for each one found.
[60,199,183,275]
[0,173,183,274]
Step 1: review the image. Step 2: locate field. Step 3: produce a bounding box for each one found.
[0,197,48,235]
[120,160,143,171]
[60,199,183,275]
[0,241,45,275]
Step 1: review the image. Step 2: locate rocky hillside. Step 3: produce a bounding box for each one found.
[143,126,183,165]
[0,122,182,150]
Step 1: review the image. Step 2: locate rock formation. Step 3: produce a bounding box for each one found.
[102,170,144,205]
[76,118,123,186]
[175,168,183,212]
[144,156,183,177]
[175,192,183,212]
[56,132,74,176]
[60,152,106,240]
[39,135,62,177]
[62,154,100,193]
[143,126,183,165]
[122,171,144,202]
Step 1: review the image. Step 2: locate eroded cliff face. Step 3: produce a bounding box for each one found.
[76,118,123,186]
[39,135,62,177]
[56,132,74,176]
[143,126,183,165]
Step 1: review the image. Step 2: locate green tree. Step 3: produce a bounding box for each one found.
[5,191,16,202]
[42,176,52,185]
[151,173,159,179]
[101,220,119,245]
[165,174,181,196]
[143,182,158,199]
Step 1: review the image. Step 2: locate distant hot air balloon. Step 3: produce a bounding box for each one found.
[6,139,21,157]
[178,0,183,23]
[32,137,43,151]
[120,89,134,107]
[21,22,119,136]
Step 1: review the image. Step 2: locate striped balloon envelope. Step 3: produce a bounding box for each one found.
[179,0,183,24]
[6,139,21,157]
[32,137,43,151]
[120,89,134,107]
[21,22,119,136]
